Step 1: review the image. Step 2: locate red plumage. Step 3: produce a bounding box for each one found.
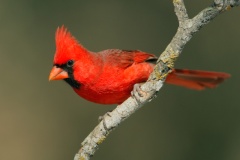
[49,26,230,104]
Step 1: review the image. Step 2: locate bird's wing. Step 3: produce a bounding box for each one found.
[98,49,157,69]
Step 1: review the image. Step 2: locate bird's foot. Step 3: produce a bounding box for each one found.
[131,83,147,103]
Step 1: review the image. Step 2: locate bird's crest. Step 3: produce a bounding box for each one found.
[54,26,87,64]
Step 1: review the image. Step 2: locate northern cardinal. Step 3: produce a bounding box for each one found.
[49,26,230,104]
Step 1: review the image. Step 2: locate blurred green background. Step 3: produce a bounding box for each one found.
[0,0,239,160]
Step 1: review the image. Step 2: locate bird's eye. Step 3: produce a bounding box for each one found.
[67,60,74,67]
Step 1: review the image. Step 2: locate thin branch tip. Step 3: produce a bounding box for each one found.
[213,0,240,11]
[173,0,189,23]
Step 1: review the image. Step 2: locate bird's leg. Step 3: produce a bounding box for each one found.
[131,83,147,103]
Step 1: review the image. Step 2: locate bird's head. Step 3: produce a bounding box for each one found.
[48,26,88,89]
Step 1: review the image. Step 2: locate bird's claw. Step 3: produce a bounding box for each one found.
[131,83,147,103]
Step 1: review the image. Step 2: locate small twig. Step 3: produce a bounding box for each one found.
[173,0,189,25]
[74,1,239,160]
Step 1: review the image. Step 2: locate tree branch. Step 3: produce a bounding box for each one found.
[74,1,239,160]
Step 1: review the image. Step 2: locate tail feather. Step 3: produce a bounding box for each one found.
[165,69,230,90]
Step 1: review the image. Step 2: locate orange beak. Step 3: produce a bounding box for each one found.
[49,66,69,81]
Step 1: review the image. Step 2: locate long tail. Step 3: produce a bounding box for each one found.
[165,69,230,90]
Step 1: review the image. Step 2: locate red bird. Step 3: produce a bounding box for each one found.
[49,26,230,104]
